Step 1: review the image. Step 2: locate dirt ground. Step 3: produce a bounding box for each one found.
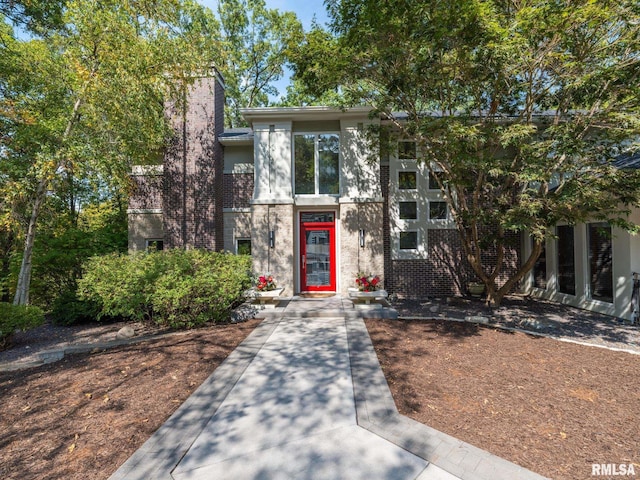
[365,318,640,480]
[0,319,260,480]
[1,295,639,480]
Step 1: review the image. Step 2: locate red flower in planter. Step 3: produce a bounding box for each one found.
[255,274,277,291]
[355,272,381,292]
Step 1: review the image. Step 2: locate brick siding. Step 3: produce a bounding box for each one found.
[381,164,521,298]
[163,75,225,250]
[223,173,254,209]
[129,174,163,210]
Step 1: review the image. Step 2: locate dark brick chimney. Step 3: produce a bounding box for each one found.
[163,71,225,250]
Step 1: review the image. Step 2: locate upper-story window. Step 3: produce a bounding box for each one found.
[398,141,417,160]
[294,133,340,195]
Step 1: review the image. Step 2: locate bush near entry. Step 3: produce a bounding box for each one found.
[78,250,252,328]
[0,303,45,349]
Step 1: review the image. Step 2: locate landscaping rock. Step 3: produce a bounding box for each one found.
[230,303,259,323]
[116,326,135,340]
[465,315,489,324]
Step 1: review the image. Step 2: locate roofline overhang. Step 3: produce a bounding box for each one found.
[240,106,375,124]
[219,136,254,147]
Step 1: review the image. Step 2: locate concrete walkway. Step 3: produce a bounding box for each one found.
[109,297,547,480]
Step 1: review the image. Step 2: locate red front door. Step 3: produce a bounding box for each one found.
[300,212,336,292]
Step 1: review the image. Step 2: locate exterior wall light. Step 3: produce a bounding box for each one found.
[359,229,365,248]
[269,230,275,248]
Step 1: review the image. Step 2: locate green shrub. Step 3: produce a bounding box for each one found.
[78,251,168,321]
[78,250,252,328]
[0,303,45,349]
[49,289,102,326]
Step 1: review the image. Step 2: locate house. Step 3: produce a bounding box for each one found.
[128,72,639,322]
[522,153,640,321]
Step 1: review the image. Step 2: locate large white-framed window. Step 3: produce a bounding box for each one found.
[293,133,340,195]
[587,222,613,303]
[556,225,576,296]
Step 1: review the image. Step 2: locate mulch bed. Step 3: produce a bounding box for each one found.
[365,318,640,480]
[0,319,260,480]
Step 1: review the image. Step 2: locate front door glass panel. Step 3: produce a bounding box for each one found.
[300,212,336,292]
[304,230,331,287]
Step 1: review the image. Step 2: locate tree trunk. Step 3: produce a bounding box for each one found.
[12,96,85,305]
[486,239,544,307]
[13,179,47,305]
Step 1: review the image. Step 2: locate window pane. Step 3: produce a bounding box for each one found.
[588,223,613,303]
[146,239,163,251]
[398,141,416,159]
[533,240,547,289]
[301,212,334,223]
[398,171,417,189]
[557,225,575,295]
[429,201,447,219]
[428,172,439,190]
[294,134,315,194]
[237,239,251,255]
[318,134,339,194]
[399,201,417,220]
[399,231,418,250]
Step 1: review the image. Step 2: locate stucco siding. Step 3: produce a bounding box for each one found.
[128,213,163,252]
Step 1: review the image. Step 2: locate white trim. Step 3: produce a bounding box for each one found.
[242,106,373,123]
[294,196,339,206]
[223,163,254,174]
[251,198,295,205]
[223,208,251,213]
[339,197,384,204]
[127,208,163,214]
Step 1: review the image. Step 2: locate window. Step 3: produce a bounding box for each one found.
[398,171,417,190]
[399,201,418,220]
[428,172,440,190]
[532,240,547,290]
[236,238,251,255]
[588,223,613,303]
[399,231,418,250]
[429,201,447,220]
[145,239,163,251]
[398,141,416,160]
[294,133,339,195]
[557,225,575,295]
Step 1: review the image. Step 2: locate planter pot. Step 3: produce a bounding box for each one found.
[252,287,284,308]
[468,283,485,297]
[348,288,389,309]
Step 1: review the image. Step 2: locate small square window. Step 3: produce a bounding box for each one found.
[146,239,164,251]
[399,231,418,250]
[398,141,416,160]
[428,172,440,190]
[399,201,418,220]
[398,171,417,190]
[429,201,448,220]
[236,238,252,255]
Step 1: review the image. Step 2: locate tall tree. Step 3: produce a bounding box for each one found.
[292,0,640,306]
[218,0,303,126]
[1,0,222,304]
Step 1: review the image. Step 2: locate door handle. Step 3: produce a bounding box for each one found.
[302,255,306,269]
